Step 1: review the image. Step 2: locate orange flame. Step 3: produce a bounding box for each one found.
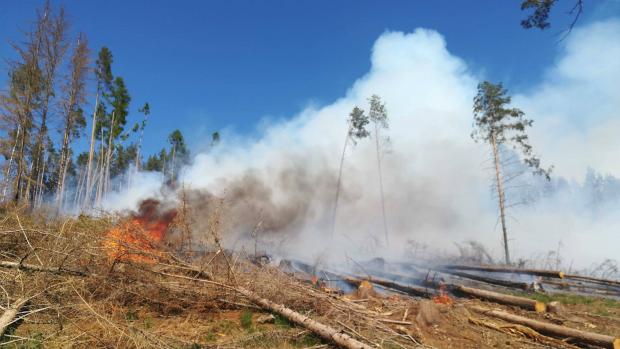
[432,283,454,305]
[104,200,177,264]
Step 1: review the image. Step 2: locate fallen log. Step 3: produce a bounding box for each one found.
[454,285,546,312]
[346,271,544,312]
[235,286,373,349]
[542,279,620,296]
[441,269,530,290]
[0,297,28,337]
[441,264,564,279]
[471,306,620,349]
[0,260,86,276]
[345,276,434,298]
[564,274,620,288]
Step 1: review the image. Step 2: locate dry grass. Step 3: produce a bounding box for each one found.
[0,204,427,348]
[1,203,618,349]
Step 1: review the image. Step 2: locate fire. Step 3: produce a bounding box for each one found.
[432,283,454,305]
[104,199,177,264]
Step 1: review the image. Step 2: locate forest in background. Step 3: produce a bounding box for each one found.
[0,1,222,212]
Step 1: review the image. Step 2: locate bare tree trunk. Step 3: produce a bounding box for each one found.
[13,122,29,203]
[34,152,48,209]
[95,128,104,206]
[373,122,389,246]
[104,111,115,197]
[56,130,70,208]
[331,132,349,237]
[491,132,510,265]
[471,306,620,349]
[26,137,45,207]
[236,286,374,349]
[57,150,70,211]
[3,125,20,201]
[74,165,85,209]
[84,92,99,209]
[162,152,167,179]
[135,113,148,170]
[170,144,176,181]
[93,161,102,207]
[441,264,564,278]
[455,285,546,312]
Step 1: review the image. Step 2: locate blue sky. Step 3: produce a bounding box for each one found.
[0,0,617,156]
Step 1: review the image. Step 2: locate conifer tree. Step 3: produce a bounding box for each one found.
[472,81,552,265]
[368,95,390,246]
[331,106,369,236]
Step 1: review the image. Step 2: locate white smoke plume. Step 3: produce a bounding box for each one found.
[107,19,620,272]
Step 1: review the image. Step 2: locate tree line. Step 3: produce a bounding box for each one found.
[0,2,197,211]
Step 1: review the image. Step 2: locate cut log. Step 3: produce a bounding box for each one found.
[441,264,564,279]
[564,274,620,288]
[0,297,28,337]
[235,286,373,349]
[454,285,546,312]
[441,269,530,290]
[471,306,620,349]
[346,276,434,298]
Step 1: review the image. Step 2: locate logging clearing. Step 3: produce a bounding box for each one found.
[1,1,619,348]
[0,203,618,349]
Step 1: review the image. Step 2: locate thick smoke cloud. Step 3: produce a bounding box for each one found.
[107,21,620,273]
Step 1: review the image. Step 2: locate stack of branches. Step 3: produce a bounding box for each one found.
[0,207,429,348]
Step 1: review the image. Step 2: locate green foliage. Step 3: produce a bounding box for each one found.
[514,291,620,316]
[168,129,189,162]
[94,47,131,146]
[347,106,370,144]
[110,143,137,177]
[368,94,389,129]
[96,46,114,91]
[296,333,322,347]
[139,102,150,117]
[239,309,253,330]
[472,81,552,180]
[521,0,556,29]
[144,152,164,172]
[273,314,292,328]
[144,129,190,181]
[518,291,620,307]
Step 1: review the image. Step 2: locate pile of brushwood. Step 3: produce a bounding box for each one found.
[0,206,619,349]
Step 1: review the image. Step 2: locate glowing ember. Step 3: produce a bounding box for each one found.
[104,199,177,264]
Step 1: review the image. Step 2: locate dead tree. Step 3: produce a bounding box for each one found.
[83,92,99,208]
[30,4,69,208]
[56,34,89,209]
[472,81,551,265]
[2,6,47,204]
